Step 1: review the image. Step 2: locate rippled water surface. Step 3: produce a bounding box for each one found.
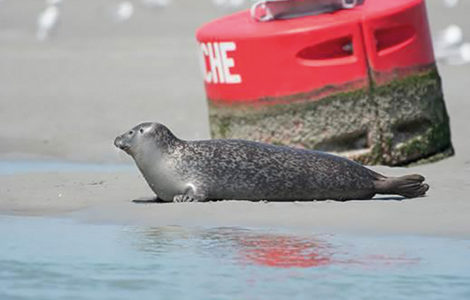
[0,160,133,175]
[1,216,469,300]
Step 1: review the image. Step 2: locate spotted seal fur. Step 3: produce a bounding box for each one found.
[114,122,429,202]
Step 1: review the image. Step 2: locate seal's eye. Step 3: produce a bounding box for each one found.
[128,130,134,135]
[139,128,144,134]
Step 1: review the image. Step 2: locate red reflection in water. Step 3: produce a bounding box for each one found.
[234,234,420,269]
[237,235,332,268]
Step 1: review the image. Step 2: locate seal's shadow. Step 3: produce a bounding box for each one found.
[372,196,406,201]
[131,195,407,204]
[132,197,168,204]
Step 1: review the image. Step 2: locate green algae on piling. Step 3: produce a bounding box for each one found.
[207,65,453,166]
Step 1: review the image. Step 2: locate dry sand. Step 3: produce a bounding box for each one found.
[0,1,469,237]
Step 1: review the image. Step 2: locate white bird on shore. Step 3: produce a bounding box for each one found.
[36,0,62,41]
[434,24,463,50]
[113,1,134,22]
[443,0,459,8]
[433,24,470,65]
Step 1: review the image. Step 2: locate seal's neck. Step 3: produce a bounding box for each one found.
[133,141,163,166]
[132,137,184,169]
[131,138,185,197]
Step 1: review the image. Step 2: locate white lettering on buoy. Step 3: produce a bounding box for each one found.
[199,41,241,84]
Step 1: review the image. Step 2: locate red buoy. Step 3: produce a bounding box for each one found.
[197,0,453,166]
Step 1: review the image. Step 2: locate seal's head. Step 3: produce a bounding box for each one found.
[114,122,178,157]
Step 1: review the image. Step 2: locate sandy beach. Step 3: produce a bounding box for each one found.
[1,1,469,237]
[1,161,469,238]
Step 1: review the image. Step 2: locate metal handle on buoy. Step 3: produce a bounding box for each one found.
[251,0,361,22]
[342,0,357,9]
[250,0,274,22]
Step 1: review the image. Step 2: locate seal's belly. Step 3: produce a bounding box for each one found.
[139,164,185,201]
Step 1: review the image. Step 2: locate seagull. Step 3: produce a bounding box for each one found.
[433,24,470,65]
[434,24,463,51]
[113,1,134,22]
[36,0,61,41]
[443,0,459,8]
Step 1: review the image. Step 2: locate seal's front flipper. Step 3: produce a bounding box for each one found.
[173,184,208,203]
[132,196,166,203]
[374,174,429,198]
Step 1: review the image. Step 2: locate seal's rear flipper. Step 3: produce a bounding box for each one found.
[374,174,429,198]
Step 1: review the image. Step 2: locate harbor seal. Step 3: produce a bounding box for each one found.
[114,122,429,202]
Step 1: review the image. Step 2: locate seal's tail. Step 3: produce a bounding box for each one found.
[374,174,429,198]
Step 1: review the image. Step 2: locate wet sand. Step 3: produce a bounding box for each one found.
[1,160,469,238]
[1,1,469,237]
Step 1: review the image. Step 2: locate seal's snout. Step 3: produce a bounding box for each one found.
[114,136,122,148]
[114,136,129,151]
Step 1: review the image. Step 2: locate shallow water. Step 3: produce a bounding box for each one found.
[1,216,469,300]
[0,160,133,175]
